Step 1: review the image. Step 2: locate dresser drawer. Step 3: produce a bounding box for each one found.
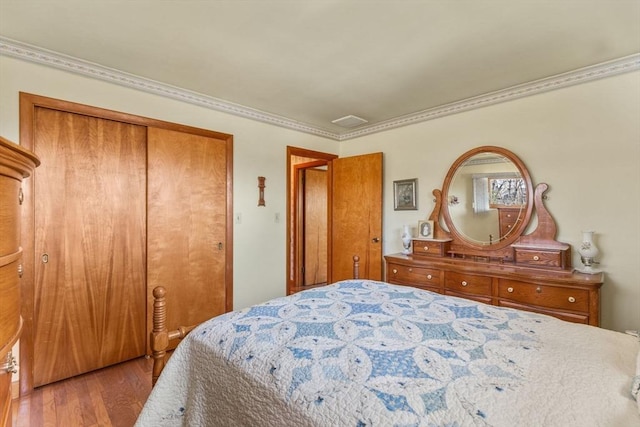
[513,248,564,268]
[445,290,492,305]
[498,208,521,237]
[412,239,449,257]
[0,179,20,255]
[0,260,21,352]
[498,300,589,324]
[500,210,520,225]
[498,279,589,312]
[445,272,491,296]
[387,263,441,287]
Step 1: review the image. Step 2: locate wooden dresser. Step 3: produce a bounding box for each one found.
[385,253,603,325]
[392,146,604,327]
[0,136,39,425]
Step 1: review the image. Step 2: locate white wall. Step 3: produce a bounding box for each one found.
[2,55,638,332]
[0,55,338,313]
[340,71,640,332]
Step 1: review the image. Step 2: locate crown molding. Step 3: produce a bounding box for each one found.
[0,37,338,140]
[338,53,640,141]
[1,36,638,142]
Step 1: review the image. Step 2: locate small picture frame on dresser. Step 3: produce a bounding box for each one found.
[417,220,434,238]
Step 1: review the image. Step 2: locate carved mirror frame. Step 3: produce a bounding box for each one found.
[428,146,537,260]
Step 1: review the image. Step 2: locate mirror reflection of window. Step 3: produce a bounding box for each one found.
[489,177,526,207]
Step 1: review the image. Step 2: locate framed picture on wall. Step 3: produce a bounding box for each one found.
[417,220,434,238]
[393,178,418,210]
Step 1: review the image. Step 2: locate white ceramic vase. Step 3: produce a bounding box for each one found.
[401,225,412,254]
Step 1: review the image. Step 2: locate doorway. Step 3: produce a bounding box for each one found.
[298,163,329,287]
[286,147,383,295]
[286,147,337,294]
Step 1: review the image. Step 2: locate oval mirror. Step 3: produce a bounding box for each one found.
[441,146,533,248]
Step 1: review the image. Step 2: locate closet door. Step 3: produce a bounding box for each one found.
[33,108,147,387]
[147,128,229,349]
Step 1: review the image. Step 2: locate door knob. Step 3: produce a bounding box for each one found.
[371,237,380,243]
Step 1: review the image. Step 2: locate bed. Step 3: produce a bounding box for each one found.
[136,278,639,426]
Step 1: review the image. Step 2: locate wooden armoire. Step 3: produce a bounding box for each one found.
[18,93,233,392]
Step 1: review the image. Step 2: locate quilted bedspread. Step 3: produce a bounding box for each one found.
[136,280,639,426]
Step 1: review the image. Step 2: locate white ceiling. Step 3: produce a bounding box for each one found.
[1,1,639,140]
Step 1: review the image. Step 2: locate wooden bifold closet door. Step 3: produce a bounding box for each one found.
[33,108,147,387]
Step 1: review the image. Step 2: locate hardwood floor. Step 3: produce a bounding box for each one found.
[12,357,152,427]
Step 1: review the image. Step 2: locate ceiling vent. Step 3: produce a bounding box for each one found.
[331,115,368,128]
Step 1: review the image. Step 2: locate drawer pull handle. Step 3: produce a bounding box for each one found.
[536,287,542,293]
[423,246,429,251]
[1,352,18,374]
[392,269,398,274]
[507,287,514,293]
[461,281,468,286]
[533,255,540,261]
[426,274,432,280]
[408,268,413,272]
[568,297,576,303]
[18,264,23,278]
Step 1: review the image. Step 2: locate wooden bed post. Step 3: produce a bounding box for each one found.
[353,255,360,279]
[151,287,197,386]
[151,286,169,386]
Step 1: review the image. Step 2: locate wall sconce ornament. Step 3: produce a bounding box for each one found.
[577,230,601,274]
[258,176,266,207]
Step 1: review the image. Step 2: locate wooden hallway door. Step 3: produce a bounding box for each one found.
[330,152,383,282]
[32,107,147,387]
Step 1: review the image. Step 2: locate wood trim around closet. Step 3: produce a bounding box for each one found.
[18,92,234,395]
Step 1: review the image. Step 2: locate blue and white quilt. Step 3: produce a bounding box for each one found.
[136,280,639,426]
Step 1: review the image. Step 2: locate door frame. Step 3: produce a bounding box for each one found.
[286,146,337,295]
[294,161,329,288]
[18,92,234,395]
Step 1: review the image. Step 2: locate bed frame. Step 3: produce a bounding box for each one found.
[150,255,361,385]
